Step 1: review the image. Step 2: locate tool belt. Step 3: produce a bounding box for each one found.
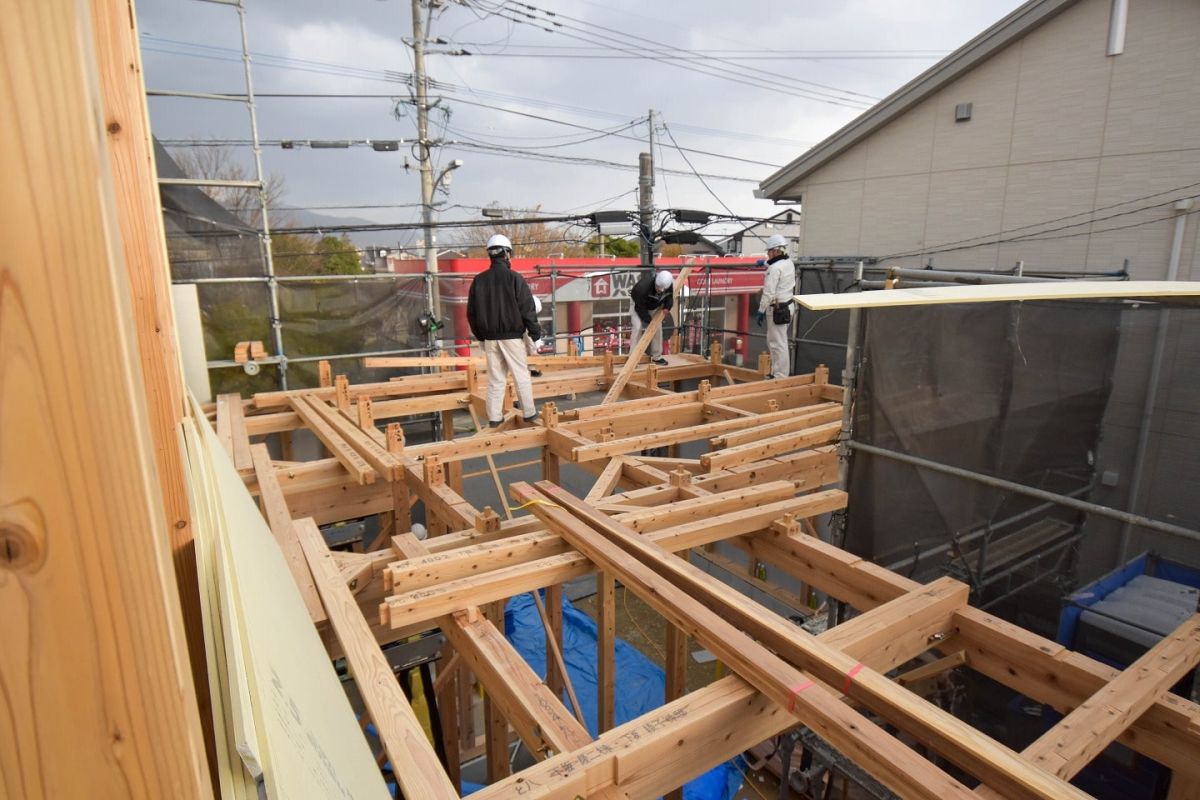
[771,300,793,325]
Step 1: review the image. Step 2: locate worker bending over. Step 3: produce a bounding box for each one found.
[629,269,674,366]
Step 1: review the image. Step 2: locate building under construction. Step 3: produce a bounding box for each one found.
[5,2,1200,800]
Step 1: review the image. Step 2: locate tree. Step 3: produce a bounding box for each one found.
[586,235,639,258]
[167,145,287,227]
[455,206,590,258]
[315,234,362,274]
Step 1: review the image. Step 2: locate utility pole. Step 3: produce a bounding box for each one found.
[638,110,656,269]
[411,0,440,316]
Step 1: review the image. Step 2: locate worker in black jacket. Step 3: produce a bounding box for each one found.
[467,234,542,425]
[629,269,673,365]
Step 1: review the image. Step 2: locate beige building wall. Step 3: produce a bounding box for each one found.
[781,0,1200,577]
[788,0,1200,280]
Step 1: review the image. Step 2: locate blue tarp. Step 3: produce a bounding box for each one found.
[497,592,742,799]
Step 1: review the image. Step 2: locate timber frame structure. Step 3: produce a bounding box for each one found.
[220,347,1200,800]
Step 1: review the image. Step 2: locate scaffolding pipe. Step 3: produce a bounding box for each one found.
[233,1,287,388]
[1118,199,1193,562]
[888,267,1050,285]
[849,441,1200,545]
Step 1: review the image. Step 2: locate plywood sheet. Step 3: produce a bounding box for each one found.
[187,398,389,799]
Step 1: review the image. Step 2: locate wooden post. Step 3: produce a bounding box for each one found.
[334,374,351,411]
[758,351,772,376]
[540,401,559,428]
[814,363,830,385]
[442,409,464,494]
[387,423,412,534]
[483,601,511,782]
[664,620,689,800]
[434,645,462,791]
[645,362,659,389]
[356,396,374,431]
[545,584,565,699]
[568,337,579,357]
[598,574,616,733]
[709,339,722,366]
[319,359,333,387]
[87,0,214,774]
[543,450,561,485]
[1,4,211,793]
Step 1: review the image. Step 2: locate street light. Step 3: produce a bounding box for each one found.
[434,159,463,195]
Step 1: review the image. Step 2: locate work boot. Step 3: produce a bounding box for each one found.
[530,368,543,377]
[488,419,503,428]
[652,356,668,366]
[522,414,539,425]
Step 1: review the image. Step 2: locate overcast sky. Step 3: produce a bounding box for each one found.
[137,0,1026,248]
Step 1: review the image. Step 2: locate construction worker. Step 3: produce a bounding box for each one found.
[629,269,674,366]
[755,234,796,379]
[467,234,542,426]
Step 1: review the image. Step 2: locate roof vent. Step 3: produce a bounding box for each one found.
[955,103,973,122]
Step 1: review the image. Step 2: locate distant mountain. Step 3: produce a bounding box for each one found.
[272,209,417,249]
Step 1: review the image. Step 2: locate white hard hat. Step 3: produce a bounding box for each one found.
[654,270,673,291]
[764,234,788,251]
[486,233,513,252]
[533,295,543,313]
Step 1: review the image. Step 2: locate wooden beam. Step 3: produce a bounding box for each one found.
[746,529,1200,779]
[290,396,376,485]
[250,445,326,624]
[514,484,977,800]
[602,267,692,403]
[702,419,842,473]
[585,456,627,503]
[570,407,805,462]
[295,519,458,799]
[442,612,591,757]
[970,617,1200,796]
[708,402,842,449]
[529,483,1093,800]
[0,3,211,790]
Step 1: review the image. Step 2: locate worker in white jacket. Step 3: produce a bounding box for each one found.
[755,234,796,379]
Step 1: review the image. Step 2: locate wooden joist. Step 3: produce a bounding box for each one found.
[249,445,325,624]
[290,396,376,485]
[295,519,457,799]
[514,483,978,800]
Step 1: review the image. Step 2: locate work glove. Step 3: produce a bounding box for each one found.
[755,311,765,328]
[755,259,766,267]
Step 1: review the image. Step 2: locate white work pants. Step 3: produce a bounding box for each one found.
[629,312,663,358]
[767,314,791,379]
[484,338,535,422]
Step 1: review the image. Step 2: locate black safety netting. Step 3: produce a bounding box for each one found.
[845,298,1200,632]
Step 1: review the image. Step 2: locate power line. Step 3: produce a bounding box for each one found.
[660,122,738,217]
[876,180,1200,262]
[143,37,813,147]
[468,0,876,109]
[159,136,763,182]
[474,9,872,110]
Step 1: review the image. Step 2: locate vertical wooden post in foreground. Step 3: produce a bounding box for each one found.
[86,0,214,774]
[598,573,617,732]
[0,1,211,796]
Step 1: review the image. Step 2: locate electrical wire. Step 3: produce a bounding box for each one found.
[143,38,813,148]
[876,182,1200,262]
[660,122,739,216]
[466,0,875,109]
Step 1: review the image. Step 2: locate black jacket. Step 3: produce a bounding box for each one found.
[466,258,542,341]
[629,271,674,324]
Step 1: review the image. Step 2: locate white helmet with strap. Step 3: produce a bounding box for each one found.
[654,270,673,291]
[764,234,788,252]
[486,233,513,255]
